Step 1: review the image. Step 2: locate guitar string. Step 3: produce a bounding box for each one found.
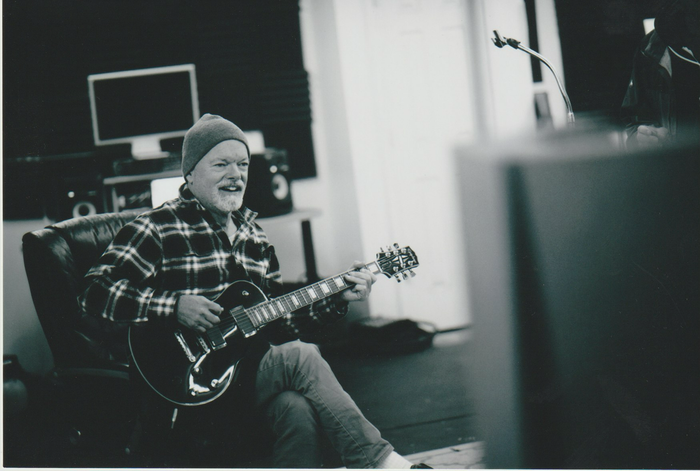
[203,266,365,337]
[202,254,410,338]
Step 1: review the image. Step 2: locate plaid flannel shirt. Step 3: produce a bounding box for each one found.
[79,186,347,340]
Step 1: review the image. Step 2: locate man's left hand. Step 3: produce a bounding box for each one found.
[340,262,377,303]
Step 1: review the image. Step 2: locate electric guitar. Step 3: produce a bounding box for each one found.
[128,244,419,406]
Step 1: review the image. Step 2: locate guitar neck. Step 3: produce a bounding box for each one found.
[245,262,381,329]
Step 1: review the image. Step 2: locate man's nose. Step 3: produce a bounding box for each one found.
[224,163,241,179]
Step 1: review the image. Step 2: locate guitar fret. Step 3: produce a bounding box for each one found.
[285,297,295,311]
[306,287,317,300]
[276,300,286,316]
[247,308,258,326]
[251,307,261,324]
[319,282,331,295]
[334,277,346,289]
[330,280,339,293]
[290,293,301,308]
[302,290,312,304]
[261,305,272,320]
[279,296,291,312]
[254,307,265,325]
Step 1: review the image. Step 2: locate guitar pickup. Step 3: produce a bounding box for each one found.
[206,330,227,350]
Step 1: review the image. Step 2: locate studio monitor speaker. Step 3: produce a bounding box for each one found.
[55,176,105,221]
[244,149,293,217]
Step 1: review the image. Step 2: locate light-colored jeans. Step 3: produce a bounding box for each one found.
[255,340,393,468]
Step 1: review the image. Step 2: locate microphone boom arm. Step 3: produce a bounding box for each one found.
[492,30,575,126]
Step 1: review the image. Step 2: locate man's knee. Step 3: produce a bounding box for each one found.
[275,340,323,366]
[267,391,317,431]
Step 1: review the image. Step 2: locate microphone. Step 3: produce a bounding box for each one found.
[492,30,575,126]
[492,30,507,48]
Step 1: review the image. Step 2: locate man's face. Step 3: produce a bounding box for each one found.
[186,139,249,222]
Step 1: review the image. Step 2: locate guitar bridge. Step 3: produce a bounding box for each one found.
[174,330,196,363]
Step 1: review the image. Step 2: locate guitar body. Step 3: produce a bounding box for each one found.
[128,280,267,406]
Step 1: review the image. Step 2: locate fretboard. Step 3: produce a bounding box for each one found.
[244,261,381,329]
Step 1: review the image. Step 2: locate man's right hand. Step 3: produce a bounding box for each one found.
[176,295,222,333]
[635,125,670,148]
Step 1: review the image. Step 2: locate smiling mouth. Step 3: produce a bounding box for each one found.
[220,184,243,193]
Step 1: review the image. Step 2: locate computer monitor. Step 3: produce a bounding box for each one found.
[456,129,699,469]
[88,64,200,160]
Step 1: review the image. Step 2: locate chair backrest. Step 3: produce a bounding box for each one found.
[22,210,144,369]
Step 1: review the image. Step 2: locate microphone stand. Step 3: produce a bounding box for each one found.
[492,30,575,126]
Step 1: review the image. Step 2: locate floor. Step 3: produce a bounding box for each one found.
[324,330,479,456]
[3,329,483,468]
[407,442,485,469]
[324,328,483,469]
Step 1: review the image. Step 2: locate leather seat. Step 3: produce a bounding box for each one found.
[22,210,145,458]
[23,210,144,373]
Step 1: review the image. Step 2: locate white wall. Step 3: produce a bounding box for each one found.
[475,0,538,138]
[3,219,55,375]
[534,0,569,128]
[293,0,555,330]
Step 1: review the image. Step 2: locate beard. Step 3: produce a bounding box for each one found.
[189,181,247,223]
[212,190,244,214]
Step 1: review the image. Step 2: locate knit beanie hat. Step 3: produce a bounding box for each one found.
[181,113,250,176]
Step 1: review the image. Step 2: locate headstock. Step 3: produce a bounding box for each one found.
[376,243,419,282]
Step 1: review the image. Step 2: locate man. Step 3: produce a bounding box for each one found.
[80,114,429,468]
[621,0,699,149]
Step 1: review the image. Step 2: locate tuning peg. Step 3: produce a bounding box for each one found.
[402,272,410,280]
[409,269,416,278]
[394,275,402,283]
